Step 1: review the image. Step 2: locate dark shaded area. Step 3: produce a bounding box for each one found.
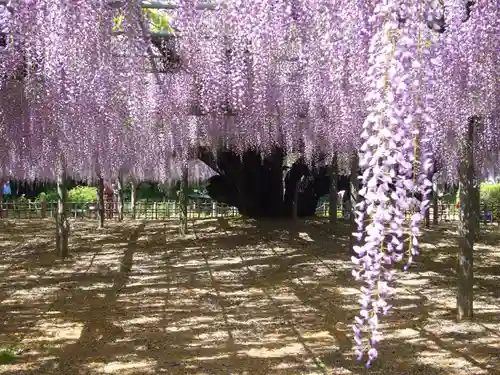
[199,147,350,219]
[463,0,476,22]
[2,179,80,200]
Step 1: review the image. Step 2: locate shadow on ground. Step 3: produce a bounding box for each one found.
[0,217,498,375]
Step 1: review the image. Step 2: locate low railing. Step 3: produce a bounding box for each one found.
[315,201,499,225]
[0,199,497,224]
[0,200,240,220]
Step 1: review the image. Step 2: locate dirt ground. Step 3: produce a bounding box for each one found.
[0,217,498,375]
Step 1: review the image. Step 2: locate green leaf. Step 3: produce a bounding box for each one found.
[113,9,175,34]
[145,9,175,34]
[113,13,125,32]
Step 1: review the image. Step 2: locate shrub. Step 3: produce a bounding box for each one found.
[35,186,97,203]
[457,183,500,220]
[0,345,21,365]
[35,190,59,203]
[480,183,500,220]
[68,186,97,202]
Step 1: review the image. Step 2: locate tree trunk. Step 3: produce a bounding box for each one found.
[130,177,137,220]
[201,147,332,218]
[179,163,189,235]
[457,118,475,321]
[56,168,69,258]
[97,176,105,229]
[117,172,125,222]
[329,152,339,225]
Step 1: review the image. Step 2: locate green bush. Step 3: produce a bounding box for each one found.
[480,183,500,220]
[68,186,97,202]
[454,183,500,220]
[0,345,21,365]
[35,186,97,203]
[35,190,59,203]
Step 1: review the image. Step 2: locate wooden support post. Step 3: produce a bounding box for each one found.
[130,177,138,220]
[349,152,360,248]
[472,182,480,239]
[117,172,125,221]
[41,197,47,219]
[349,153,359,220]
[97,176,105,229]
[56,166,70,258]
[432,180,439,225]
[329,152,339,224]
[179,164,188,236]
[457,118,475,321]
[292,178,300,222]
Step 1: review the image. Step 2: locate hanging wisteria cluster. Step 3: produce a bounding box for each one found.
[1,0,499,364]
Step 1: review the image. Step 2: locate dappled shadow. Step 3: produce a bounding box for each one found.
[0,218,498,374]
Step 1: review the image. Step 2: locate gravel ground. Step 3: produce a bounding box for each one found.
[0,218,498,375]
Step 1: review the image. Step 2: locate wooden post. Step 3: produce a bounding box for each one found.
[432,180,439,225]
[425,202,431,228]
[472,182,480,239]
[329,152,339,224]
[349,152,360,248]
[179,163,188,235]
[96,176,105,229]
[56,166,70,258]
[457,117,475,321]
[292,178,300,222]
[130,177,138,220]
[41,197,47,219]
[422,165,434,228]
[117,172,125,221]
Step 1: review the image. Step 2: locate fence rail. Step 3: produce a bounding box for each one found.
[0,200,240,220]
[0,200,498,224]
[315,201,499,224]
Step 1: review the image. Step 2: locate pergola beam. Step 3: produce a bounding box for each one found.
[1,0,217,11]
[142,1,218,10]
[107,1,218,10]
[113,30,175,37]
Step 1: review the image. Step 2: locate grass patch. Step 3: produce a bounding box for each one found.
[0,345,22,365]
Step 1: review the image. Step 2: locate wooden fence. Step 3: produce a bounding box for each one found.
[0,199,497,224]
[315,201,498,225]
[0,200,239,220]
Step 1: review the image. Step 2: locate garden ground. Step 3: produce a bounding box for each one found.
[0,218,498,375]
